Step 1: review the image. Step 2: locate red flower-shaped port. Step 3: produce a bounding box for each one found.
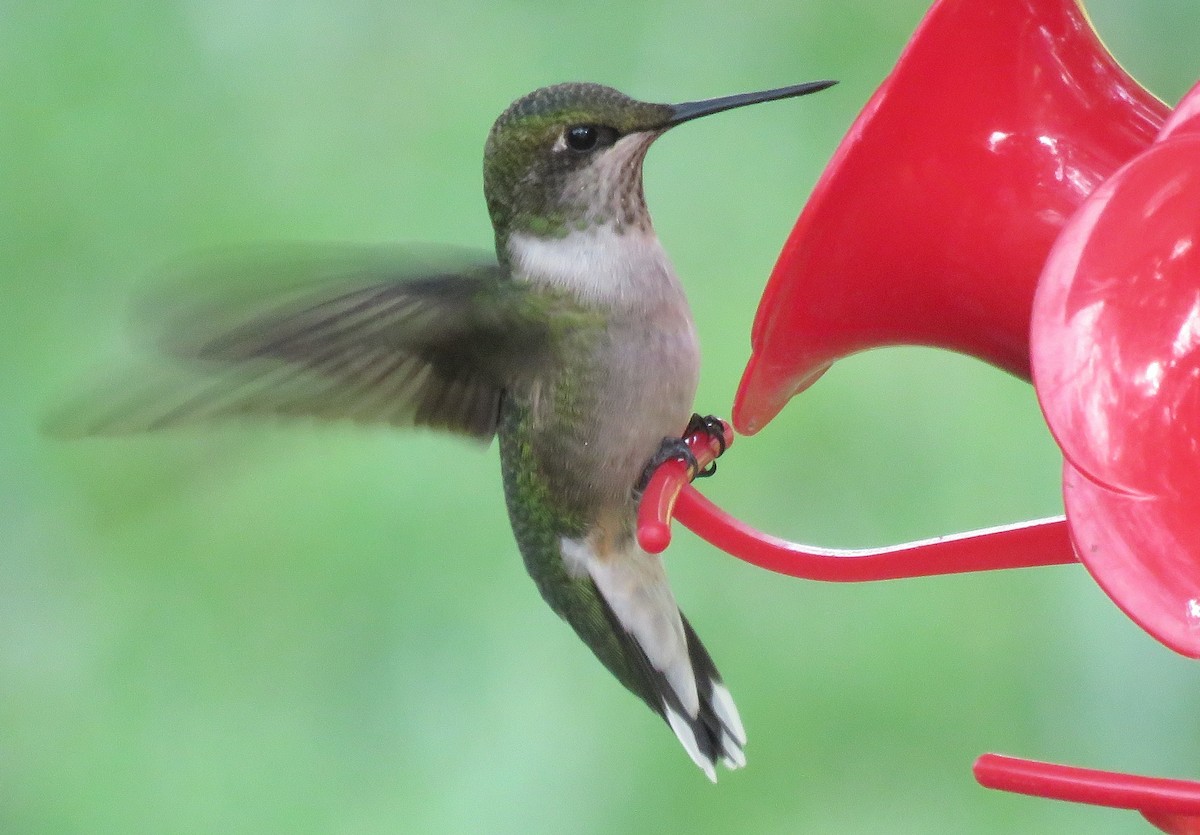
[1031,81,1200,659]
[732,0,1166,435]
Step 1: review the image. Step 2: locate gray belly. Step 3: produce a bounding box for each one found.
[592,313,701,486]
[525,306,700,517]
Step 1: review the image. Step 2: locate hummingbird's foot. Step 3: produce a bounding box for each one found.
[635,414,730,494]
[636,437,703,494]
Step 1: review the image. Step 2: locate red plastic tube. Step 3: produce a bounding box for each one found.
[636,423,1076,578]
[975,753,1200,834]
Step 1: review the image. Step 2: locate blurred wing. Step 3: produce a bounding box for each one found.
[50,246,590,441]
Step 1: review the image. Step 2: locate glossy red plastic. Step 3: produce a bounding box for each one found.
[733,0,1167,435]
[1032,130,1200,658]
[975,754,1200,834]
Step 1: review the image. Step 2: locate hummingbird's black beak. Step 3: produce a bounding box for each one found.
[663,80,837,128]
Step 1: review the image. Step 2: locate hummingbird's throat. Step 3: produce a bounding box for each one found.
[515,131,657,240]
[570,132,657,234]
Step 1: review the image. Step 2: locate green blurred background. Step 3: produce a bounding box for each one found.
[6,1,1200,832]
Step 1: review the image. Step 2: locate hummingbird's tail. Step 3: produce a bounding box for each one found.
[595,597,746,781]
[574,539,746,781]
[668,613,747,780]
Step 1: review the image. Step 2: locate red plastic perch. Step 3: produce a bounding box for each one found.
[636,421,1076,579]
[976,753,1200,835]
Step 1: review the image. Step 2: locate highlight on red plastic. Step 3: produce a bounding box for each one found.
[975,754,1200,835]
[1030,79,1200,658]
[732,0,1168,436]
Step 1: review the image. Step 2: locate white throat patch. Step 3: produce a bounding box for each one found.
[507,226,676,305]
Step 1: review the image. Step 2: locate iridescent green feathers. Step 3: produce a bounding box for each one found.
[483,83,673,244]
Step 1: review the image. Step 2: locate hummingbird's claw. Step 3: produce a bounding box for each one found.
[684,413,728,457]
[636,436,703,493]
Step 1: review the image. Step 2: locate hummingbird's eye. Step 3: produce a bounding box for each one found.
[565,125,600,151]
[564,124,617,153]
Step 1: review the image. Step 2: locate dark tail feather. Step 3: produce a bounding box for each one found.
[678,614,747,774]
[585,575,745,780]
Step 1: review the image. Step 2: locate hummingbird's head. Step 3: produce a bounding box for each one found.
[483,80,836,253]
[483,83,671,246]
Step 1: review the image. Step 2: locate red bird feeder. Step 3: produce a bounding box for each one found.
[638,1,1200,830]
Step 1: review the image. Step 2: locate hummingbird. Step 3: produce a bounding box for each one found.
[56,79,835,780]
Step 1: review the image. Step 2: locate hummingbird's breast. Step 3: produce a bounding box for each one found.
[586,295,700,492]
[505,225,700,519]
